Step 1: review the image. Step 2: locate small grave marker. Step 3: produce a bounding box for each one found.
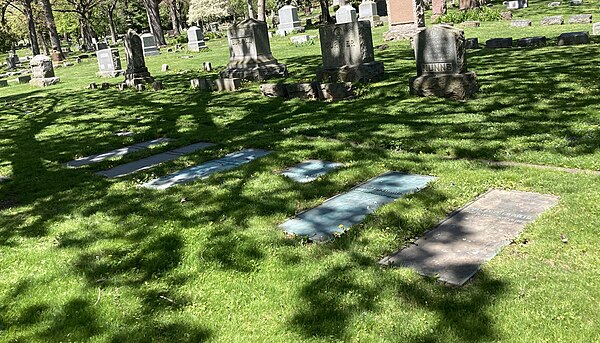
[568,14,592,24]
[557,31,589,45]
[511,19,532,27]
[486,38,513,48]
[97,142,214,178]
[280,160,343,183]
[541,15,563,25]
[141,149,272,190]
[280,172,436,242]
[380,189,559,286]
[517,36,547,47]
[593,23,600,35]
[66,138,171,168]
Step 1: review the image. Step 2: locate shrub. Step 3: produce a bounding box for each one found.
[434,7,502,24]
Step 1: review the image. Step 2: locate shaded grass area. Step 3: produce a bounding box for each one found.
[1,8,600,343]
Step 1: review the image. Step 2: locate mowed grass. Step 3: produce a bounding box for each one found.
[1,2,600,341]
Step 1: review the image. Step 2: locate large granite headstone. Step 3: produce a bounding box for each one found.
[96,48,124,77]
[276,5,304,35]
[336,4,358,24]
[359,0,383,27]
[317,21,384,83]
[380,189,559,286]
[384,0,425,40]
[409,25,478,100]
[220,19,288,81]
[29,55,60,87]
[187,26,208,51]
[140,33,160,56]
[123,30,154,87]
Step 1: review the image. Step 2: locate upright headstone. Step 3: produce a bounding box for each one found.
[359,0,383,27]
[140,33,160,56]
[187,26,208,51]
[123,30,154,87]
[29,55,60,87]
[409,25,478,100]
[385,0,425,40]
[506,0,528,8]
[6,50,18,70]
[317,21,384,83]
[220,19,288,81]
[336,4,358,24]
[96,48,124,77]
[593,22,600,35]
[431,0,447,21]
[276,5,304,35]
[96,41,109,50]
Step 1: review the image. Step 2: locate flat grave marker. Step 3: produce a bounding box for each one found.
[380,189,559,286]
[97,142,214,178]
[280,172,436,242]
[280,160,343,183]
[141,149,272,190]
[66,138,171,168]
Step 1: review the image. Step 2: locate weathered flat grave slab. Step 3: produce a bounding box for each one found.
[141,149,272,190]
[66,138,171,167]
[97,142,214,178]
[280,160,343,183]
[280,172,436,242]
[380,189,559,286]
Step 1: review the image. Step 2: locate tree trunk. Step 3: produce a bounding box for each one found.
[107,1,118,44]
[38,30,49,55]
[39,0,65,60]
[257,0,265,22]
[246,0,254,19]
[167,0,180,35]
[79,14,94,51]
[319,0,332,24]
[22,0,40,55]
[143,0,167,46]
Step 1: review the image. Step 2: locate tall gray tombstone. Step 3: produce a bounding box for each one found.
[317,21,384,83]
[276,5,304,35]
[409,25,478,100]
[123,30,154,87]
[187,26,208,51]
[336,4,358,24]
[140,33,160,56]
[220,18,288,81]
[29,55,60,87]
[96,48,124,77]
[359,0,383,27]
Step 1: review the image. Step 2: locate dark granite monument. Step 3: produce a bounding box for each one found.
[141,33,160,56]
[409,25,478,100]
[317,21,384,83]
[123,30,154,87]
[220,19,288,81]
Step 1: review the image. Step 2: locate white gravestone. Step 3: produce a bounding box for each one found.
[276,5,304,35]
[96,48,124,77]
[336,5,358,24]
[359,1,383,27]
[141,33,160,56]
[187,26,208,51]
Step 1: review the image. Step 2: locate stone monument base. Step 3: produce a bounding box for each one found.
[29,77,60,87]
[276,24,305,36]
[219,62,288,81]
[384,24,425,41]
[188,42,208,52]
[360,17,383,27]
[409,71,478,100]
[317,61,384,83]
[97,70,125,78]
[124,71,154,87]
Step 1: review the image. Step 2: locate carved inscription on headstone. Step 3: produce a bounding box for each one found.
[415,25,466,76]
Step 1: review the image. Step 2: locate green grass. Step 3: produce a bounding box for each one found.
[1,3,600,341]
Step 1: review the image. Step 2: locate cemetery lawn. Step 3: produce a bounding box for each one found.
[2,7,600,343]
